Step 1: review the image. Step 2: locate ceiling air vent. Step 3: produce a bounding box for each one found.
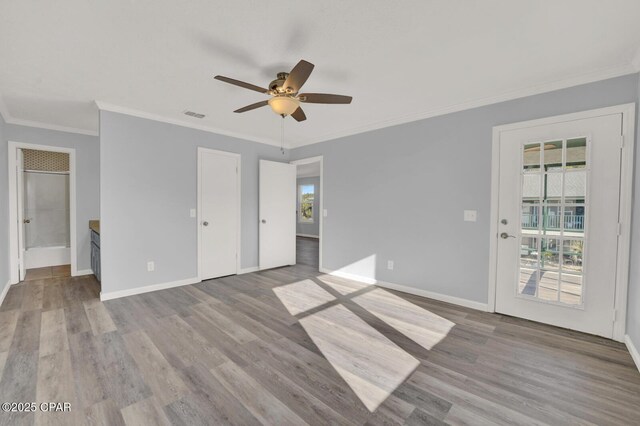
[184,110,206,119]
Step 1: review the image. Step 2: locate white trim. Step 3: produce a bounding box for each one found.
[291,156,324,271]
[0,281,12,308]
[319,267,488,311]
[0,95,11,123]
[632,47,640,72]
[8,142,78,283]
[197,147,242,281]
[296,234,319,239]
[488,103,635,342]
[625,335,640,373]
[319,267,377,285]
[100,277,200,301]
[76,269,93,276]
[0,96,97,136]
[95,101,284,148]
[239,266,259,275]
[294,64,637,147]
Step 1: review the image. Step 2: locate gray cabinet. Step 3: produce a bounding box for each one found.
[91,230,101,282]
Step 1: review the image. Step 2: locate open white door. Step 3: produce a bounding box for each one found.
[16,148,26,281]
[259,160,296,270]
[198,148,240,280]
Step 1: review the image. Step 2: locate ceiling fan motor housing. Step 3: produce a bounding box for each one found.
[270,72,292,94]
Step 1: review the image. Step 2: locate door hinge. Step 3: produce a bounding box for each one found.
[619,135,624,149]
[613,309,617,322]
[617,222,622,236]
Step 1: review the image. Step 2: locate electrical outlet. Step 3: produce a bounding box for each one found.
[147,261,155,272]
[323,209,328,218]
[387,260,394,270]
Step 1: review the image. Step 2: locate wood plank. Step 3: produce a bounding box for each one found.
[210,360,308,425]
[83,299,117,336]
[35,350,79,426]
[39,308,69,357]
[122,330,188,405]
[121,397,171,426]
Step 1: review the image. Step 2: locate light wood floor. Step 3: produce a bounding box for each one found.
[1,243,639,425]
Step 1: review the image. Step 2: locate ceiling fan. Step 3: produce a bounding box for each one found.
[214,60,352,122]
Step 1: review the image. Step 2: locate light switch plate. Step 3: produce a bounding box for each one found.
[464,210,477,222]
[190,208,196,218]
[323,209,328,217]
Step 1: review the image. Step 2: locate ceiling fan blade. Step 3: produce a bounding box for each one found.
[283,60,314,92]
[214,75,268,94]
[234,100,269,113]
[291,107,307,122]
[299,93,352,104]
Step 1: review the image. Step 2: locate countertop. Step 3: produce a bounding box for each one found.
[89,220,100,235]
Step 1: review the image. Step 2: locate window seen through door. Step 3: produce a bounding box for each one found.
[299,184,315,223]
[519,137,587,306]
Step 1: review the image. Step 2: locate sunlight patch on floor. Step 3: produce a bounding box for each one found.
[317,274,372,295]
[353,288,455,350]
[299,304,420,412]
[272,279,336,315]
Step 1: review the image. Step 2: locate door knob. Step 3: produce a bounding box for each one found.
[23,219,31,224]
[261,219,266,224]
[203,221,209,226]
[500,232,515,239]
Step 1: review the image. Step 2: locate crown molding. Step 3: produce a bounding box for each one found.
[0,95,11,123]
[632,46,640,72]
[293,62,638,148]
[0,93,98,136]
[5,117,98,136]
[94,101,289,149]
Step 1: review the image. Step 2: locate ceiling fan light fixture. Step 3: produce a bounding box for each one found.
[268,96,299,116]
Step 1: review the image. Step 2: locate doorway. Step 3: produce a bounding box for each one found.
[489,104,635,340]
[197,148,241,280]
[291,156,323,271]
[8,142,77,284]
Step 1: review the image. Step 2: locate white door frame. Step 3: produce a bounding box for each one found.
[8,141,78,283]
[290,156,324,270]
[487,103,635,342]
[196,147,241,280]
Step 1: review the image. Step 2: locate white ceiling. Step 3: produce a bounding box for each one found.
[1,1,640,147]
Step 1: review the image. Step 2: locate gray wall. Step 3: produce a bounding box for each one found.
[291,74,639,305]
[0,122,99,276]
[296,176,320,237]
[627,73,640,350]
[99,110,289,294]
[0,114,8,294]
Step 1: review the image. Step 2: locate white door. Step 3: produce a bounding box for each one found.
[199,149,239,280]
[16,149,26,281]
[495,113,622,338]
[259,160,296,270]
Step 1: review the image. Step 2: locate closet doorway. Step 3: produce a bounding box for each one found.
[8,142,77,284]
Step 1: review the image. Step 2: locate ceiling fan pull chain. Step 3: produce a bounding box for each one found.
[281,115,285,155]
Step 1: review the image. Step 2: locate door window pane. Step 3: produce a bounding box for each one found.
[518,137,587,306]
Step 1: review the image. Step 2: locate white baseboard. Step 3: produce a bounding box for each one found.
[319,268,488,311]
[296,234,319,239]
[320,268,377,285]
[239,266,259,274]
[100,276,201,301]
[74,269,93,277]
[0,281,12,308]
[625,334,640,373]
